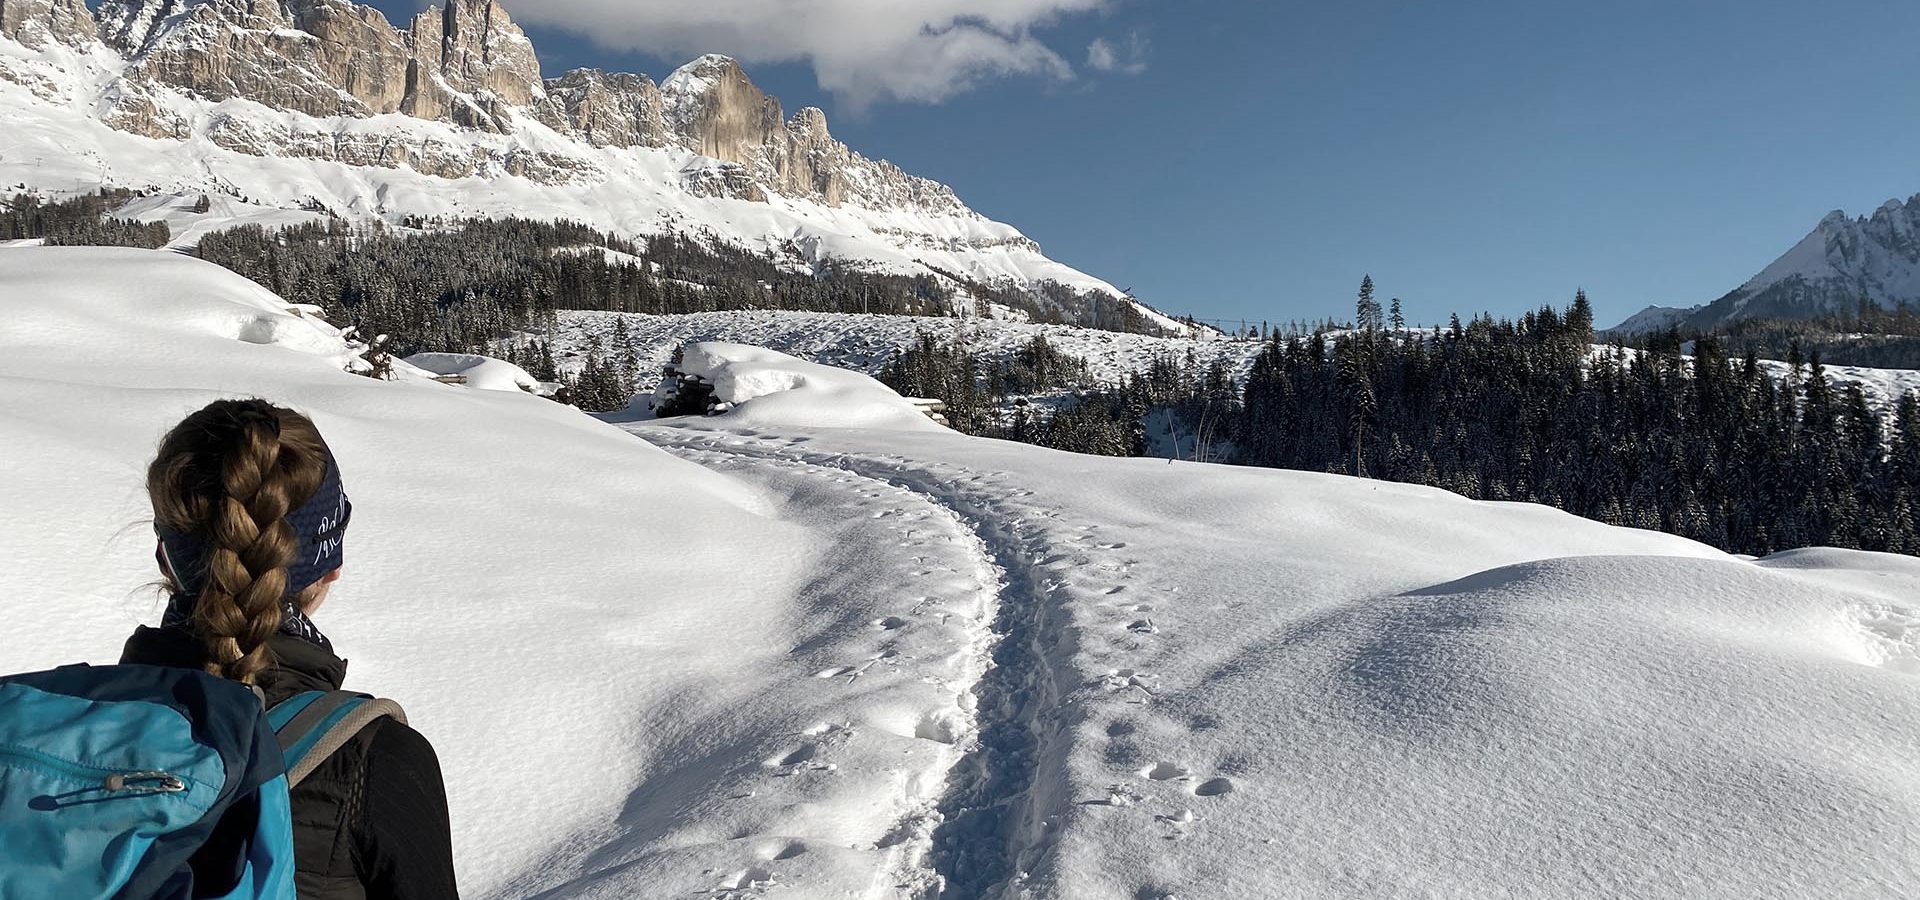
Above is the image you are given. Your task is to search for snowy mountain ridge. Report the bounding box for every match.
[1610,194,1920,333]
[0,0,1191,333]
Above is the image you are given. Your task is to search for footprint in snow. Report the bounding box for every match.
[1080,783,1145,807]
[766,842,807,861]
[1093,669,1160,696]
[703,866,778,898]
[1142,761,1190,782]
[774,749,834,775]
[1193,777,1235,797]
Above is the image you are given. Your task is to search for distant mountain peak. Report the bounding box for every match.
[1612,195,1920,333]
[664,53,744,89]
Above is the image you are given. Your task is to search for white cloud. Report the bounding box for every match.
[1087,32,1148,75]
[498,0,1114,108]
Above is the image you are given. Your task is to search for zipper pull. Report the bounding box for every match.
[104,771,187,794]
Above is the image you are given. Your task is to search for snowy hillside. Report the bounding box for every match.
[0,0,1189,334]
[5,247,1919,899]
[1613,195,1920,332]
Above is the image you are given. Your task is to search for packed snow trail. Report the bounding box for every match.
[631,426,1093,899]
[507,444,1010,900]
[624,417,1920,900]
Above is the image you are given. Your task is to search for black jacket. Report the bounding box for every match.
[122,627,460,900]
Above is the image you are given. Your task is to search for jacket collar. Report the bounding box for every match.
[121,625,349,705]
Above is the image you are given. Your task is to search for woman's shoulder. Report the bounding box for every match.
[358,714,447,782]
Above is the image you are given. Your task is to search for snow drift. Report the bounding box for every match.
[675,341,944,432]
[402,351,551,395]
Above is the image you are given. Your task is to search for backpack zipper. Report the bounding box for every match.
[0,745,188,795]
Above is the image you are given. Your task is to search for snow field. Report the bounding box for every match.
[402,351,551,395]
[630,401,1920,899]
[4,249,1920,899]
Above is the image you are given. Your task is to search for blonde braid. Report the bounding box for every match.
[194,420,298,683]
[149,400,332,685]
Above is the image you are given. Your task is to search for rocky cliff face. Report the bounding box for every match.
[18,0,970,214]
[655,54,966,214]
[547,68,667,149]
[90,0,541,132]
[0,0,95,49]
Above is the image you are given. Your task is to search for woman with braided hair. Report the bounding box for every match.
[119,398,460,900]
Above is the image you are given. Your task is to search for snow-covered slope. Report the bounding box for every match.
[0,0,1188,333]
[7,250,1919,899]
[1614,195,1920,332]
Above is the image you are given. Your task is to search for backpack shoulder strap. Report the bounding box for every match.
[267,690,408,788]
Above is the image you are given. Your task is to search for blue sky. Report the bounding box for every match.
[366,0,1920,328]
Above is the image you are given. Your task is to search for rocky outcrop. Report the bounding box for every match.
[547,68,667,149]
[655,54,966,213]
[92,0,541,132]
[0,0,97,49]
[662,55,785,167]
[778,107,847,205]
[105,0,410,121]
[403,0,542,131]
[13,0,983,212]
[436,0,539,107]
[95,0,179,53]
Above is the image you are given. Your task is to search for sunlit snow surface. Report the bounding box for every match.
[4,248,1920,899]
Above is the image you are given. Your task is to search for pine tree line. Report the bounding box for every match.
[3,190,171,248]
[879,333,1235,458]
[880,279,1919,557]
[190,217,1175,359]
[1701,299,1920,369]
[492,320,645,413]
[1234,281,1919,556]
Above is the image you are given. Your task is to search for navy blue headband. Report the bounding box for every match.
[157,455,351,603]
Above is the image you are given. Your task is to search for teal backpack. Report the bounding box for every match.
[0,665,402,899]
